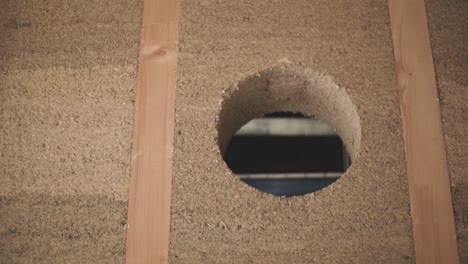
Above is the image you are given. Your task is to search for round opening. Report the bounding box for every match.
[217,66,361,197]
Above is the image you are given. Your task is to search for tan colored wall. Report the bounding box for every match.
[0,0,466,263]
[170,0,414,263]
[0,0,142,262]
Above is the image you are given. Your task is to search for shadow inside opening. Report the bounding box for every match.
[223,112,350,197]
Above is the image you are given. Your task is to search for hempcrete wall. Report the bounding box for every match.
[0,0,466,263]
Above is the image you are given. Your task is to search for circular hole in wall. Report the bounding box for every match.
[223,111,351,197]
[217,66,361,197]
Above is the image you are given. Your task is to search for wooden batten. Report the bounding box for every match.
[125,0,180,263]
[388,0,459,263]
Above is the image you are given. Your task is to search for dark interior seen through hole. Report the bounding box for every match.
[223,112,351,197]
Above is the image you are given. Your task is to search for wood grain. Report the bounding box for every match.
[125,0,179,263]
[388,0,459,263]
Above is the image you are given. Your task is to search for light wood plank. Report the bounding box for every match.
[126,0,179,263]
[388,0,459,263]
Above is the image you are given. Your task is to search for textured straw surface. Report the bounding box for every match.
[0,0,142,262]
[0,0,466,262]
[170,0,414,263]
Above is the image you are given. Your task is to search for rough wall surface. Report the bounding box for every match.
[0,0,142,262]
[0,0,465,263]
[426,0,468,261]
[170,0,415,263]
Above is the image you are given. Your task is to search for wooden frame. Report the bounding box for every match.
[388,0,459,263]
[125,0,179,263]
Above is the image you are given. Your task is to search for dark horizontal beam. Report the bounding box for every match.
[224,135,346,174]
